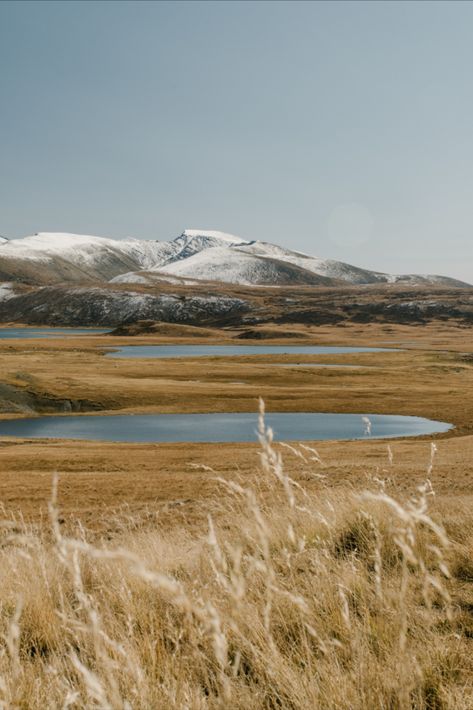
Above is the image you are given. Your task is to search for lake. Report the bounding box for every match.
[274,363,370,368]
[108,345,396,359]
[0,328,109,339]
[0,412,451,443]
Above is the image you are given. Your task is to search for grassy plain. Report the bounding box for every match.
[0,322,472,528]
[0,323,472,706]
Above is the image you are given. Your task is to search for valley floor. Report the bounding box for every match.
[0,321,471,529]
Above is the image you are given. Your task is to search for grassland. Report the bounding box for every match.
[0,321,472,528]
[0,322,472,707]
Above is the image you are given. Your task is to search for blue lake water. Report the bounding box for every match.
[108,345,396,359]
[0,328,109,339]
[0,412,451,443]
[273,363,369,368]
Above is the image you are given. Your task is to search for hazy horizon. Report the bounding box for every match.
[1,1,473,281]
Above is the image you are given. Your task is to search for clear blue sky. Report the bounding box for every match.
[1,0,472,281]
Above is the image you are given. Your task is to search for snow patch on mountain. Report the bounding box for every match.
[163,230,249,266]
[109,272,150,285]
[158,247,267,284]
[1,233,172,269]
[181,229,247,244]
[0,283,15,301]
[234,241,386,284]
[1,233,115,263]
[156,246,337,286]
[386,273,467,286]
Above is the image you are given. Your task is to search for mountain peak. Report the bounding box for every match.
[180,229,248,245]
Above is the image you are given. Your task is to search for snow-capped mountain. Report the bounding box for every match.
[143,234,469,288]
[0,237,8,245]
[0,229,469,287]
[0,230,250,285]
[154,242,383,286]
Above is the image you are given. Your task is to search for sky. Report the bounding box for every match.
[1,0,472,281]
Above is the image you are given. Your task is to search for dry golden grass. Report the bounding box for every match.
[0,407,472,709]
[0,323,472,707]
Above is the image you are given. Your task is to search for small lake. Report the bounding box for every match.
[0,412,451,443]
[108,345,396,359]
[274,363,370,369]
[0,328,110,339]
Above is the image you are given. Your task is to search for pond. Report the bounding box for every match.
[0,328,109,339]
[0,412,451,443]
[108,345,396,359]
[273,363,370,368]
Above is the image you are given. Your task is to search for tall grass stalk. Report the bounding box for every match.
[0,406,470,707]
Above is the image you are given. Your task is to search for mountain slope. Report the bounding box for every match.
[233,241,468,287]
[156,246,339,286]
[0,281,472,328]
[150,237,468,288]
[0,284,250,327]
[0,233,176,284]
[233,242,386,284]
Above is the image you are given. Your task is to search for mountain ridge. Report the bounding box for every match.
[0,230,468,288]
